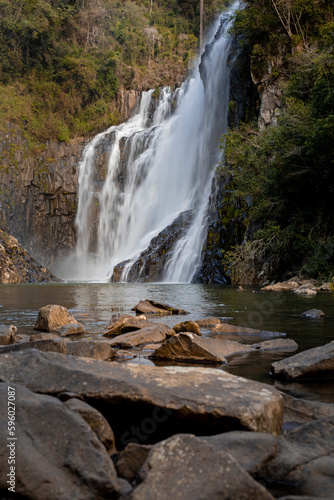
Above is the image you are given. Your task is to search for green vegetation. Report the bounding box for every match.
[0,0,228,144]
[220,0,334,282]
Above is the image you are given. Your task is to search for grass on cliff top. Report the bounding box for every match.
[0,0,229,145]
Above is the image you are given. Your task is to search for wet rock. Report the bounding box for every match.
[58,323,85,336]
[104,316,148,337]
[212,322,286,337]
[0,382,120,499]
[195,317,221,328]
[272,341,334,380]
[253,339,298,351]
[0,339,67,355]
[65,341,115,360]
[150,333,255,364]
[29,332,60,341]
[108,324,174,349]
[301,309,325,318]
[0,350,284,435]
[261,416,334,498]
[0,324,17,345]
[0,230,58,284]
[111,211,193,282]
[34,304,79,332]
[202,431,277,474]
[116,443,152,480]
[114,349,139,359]
[107,313,134,328]
[261,281,299,291]
[132,299,189,315]
[64,398,117,455]
[129,434,274,499]
[172,320,202,336]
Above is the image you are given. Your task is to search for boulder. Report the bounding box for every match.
[65,341,115,360]
[272,341,334,379]
[132,299,189,315]
[261,281,299,291]
[108,324,173,349]
[116,443,152,480]
[58,323,85,336]
[195,317,221,328]
[283,394,334,427]
[0,324,17,345]
[150,333,255,364]
[301,309,325,318]
[0,350,284,436]
[202,431,277,474]
[104,316,148,337]
[0,382,120,499]
[172,320,202,336]
[0,338,67,355]
[254,339,298,351]
[261,416,334,498]
[64,398,117,455]
[106,313,135,328]
[212,322,286,337]
[29,333,60,341]
[129,434,274,499]
[34,304,79,332]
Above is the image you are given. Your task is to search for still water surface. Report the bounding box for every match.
[1,283,333,402]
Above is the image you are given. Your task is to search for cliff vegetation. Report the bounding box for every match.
[220,0,334,283]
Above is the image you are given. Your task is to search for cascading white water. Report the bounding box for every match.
[67,1,241,282]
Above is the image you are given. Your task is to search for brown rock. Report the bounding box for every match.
[0,350,284,436]
[195,317,221,328]
[132,299,189,315]
[202,431,277,474]
[129,434,274,500]
[261,281,299,291]
[58,323,85,336]
[0,382,120,499]
[0,339,67,355]
[104,316,148,337]
[116,443,152,480]
[254,339,298,351]
[150,333,255,364]
[34,304,78,332]
[272,341,334,380]
[29,333,60,342]
[64,398,117,455]
[283,394,334,427]
[106,313,134,328]
[172,320,201,336]
[142,343,163,350]
[0,325,17,345]
[108,324,172,349]
[65,341,115,360]
[212,322,286,337]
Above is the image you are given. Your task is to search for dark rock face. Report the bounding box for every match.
[0,230,58,283]
[111,211,193,282]
[128,434,274,500]
[0,382,120,499]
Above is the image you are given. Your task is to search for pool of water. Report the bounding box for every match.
[0,282,333,402]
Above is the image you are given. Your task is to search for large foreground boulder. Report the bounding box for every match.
[128,434,274,500]
[34,304,82,332]
[0,382,120,499]
[272,341,334,379]
[0,350,284,436]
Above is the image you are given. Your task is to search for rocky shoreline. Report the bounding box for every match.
[0,300,333,499]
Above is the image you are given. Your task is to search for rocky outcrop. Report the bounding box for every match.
[272,341,334,380]
[111,211,193,282]
[0,349,284,436]
[0,230,58,283]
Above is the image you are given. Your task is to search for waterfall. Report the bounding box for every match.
[67,1,241,282]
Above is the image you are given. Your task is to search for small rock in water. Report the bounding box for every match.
[0,325,17,345]
[132,299,189,315]
[172,320,202,336]
[57,323,85,336]
[195,317,221,328]
[301,308,325,318]
[34,304,80,332]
